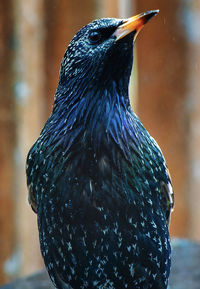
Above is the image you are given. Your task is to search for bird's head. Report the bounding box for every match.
[58,10,159,95]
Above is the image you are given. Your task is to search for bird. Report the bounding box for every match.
[26,10,174,289]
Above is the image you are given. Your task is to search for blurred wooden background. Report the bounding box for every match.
[1,0,200,285]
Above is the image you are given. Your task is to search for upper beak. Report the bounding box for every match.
[113,10,159,42]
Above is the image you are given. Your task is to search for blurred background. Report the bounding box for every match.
[1,0,200,285]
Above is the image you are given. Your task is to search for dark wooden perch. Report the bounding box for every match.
[1,239,200,289]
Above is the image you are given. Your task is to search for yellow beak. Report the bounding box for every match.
[113,10,159,42]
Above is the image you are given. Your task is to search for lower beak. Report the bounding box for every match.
[113,10,159,42]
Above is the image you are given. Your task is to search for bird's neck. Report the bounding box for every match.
[54,78,131,130]
[45,77,134,158]
[41,78,140,165]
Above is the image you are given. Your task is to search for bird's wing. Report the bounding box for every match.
[135,118,174,226]
[155,145,174,225]
[160,171,174,226]
[146,134,174,225]
[27,185,37,213]
[26,147,38,214]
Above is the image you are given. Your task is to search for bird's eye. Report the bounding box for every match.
[88,31,102,44]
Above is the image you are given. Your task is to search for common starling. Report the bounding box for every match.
[26,10,174,289]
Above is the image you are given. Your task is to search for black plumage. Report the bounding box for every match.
[26,10,174,289]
